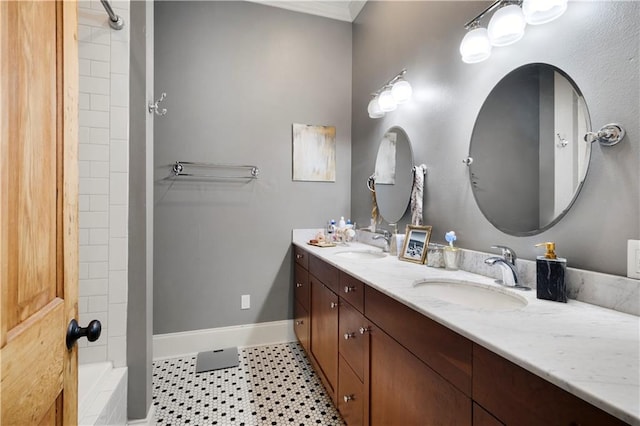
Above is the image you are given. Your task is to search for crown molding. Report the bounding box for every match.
[246,0,367,22]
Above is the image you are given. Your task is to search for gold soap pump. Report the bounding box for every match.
[534,241,567,303]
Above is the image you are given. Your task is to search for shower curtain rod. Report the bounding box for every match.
[100,0,124,30]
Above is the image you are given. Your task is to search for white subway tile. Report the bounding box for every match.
[79,278,108,296]
[79,229,90,246]
[79,75,109,95]
[110,106,128,139]
[109,173,128,205]
[90,228,109,245]
[89,262,109,279]
[80,211,109,229]
[108,304,127,337]
[110,140,128,172]
[91,127,110,145]
[90,93,110,111]
[90,162,110,179]
[79,109,109,128]
[79,144,109,161]
[79,296,89,313]
[79,92,91,110]
[79,126,91,144]
[88,295,108,312]
[79,262,90,280]
[108,336,127,368]
[79,177,109,195]
[109,205,128,238]
[110,74,129,107]
[109,238,127,270]
[109,270,127,304]
[79,244,108,262]
[91,27,111,46]
[79,345,107,364]
[110,41,129,74]
[90,194,109,211]
[78,24,92,42]
[79,59,91,77]
[78,160,91,178]
[79,194,90,212]
[79,42,110,62]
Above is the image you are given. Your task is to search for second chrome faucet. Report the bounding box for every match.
[484,245,530,290]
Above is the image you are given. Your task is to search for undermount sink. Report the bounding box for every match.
[412,279,527,310]
[334,250,386,260]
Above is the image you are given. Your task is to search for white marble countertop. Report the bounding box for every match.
[292,231,640,425]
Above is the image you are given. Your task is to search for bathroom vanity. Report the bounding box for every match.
[292,232,638,426]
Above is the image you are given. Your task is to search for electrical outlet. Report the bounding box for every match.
[627,240,640,279]
[241,294,250,310]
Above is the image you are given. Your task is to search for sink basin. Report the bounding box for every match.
[334,250,386,260]
[413,279,527,310]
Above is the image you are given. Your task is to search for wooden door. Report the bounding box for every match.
[1,1,79,424]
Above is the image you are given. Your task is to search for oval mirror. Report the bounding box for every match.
[469,63,591,236]
[372,126,414,223]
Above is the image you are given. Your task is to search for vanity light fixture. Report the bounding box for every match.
[367,69,412,119]
[460,0,568,63]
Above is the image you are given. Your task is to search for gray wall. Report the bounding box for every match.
[128,0,154,420]
[352,1,639,275]
[154,2,352,334]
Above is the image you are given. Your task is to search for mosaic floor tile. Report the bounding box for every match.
[153,342,345,425]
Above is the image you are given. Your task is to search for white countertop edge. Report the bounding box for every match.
[292,232,640,425]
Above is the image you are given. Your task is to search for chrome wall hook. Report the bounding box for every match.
[462,157,474,166]
[584,123,625,147]
[149,92,167,116]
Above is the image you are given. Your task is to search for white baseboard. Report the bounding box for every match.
[153,320,296,360]
[127,405,155,426]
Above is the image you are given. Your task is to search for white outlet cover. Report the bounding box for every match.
[627,240,640,279]
[241,294,251,310]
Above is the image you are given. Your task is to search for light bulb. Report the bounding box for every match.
[391,79,412,103]
[523,0,567,25]
[377,89,397,112]
[460,26,492,63]
[367,97,384,118]
[488,4,526,47]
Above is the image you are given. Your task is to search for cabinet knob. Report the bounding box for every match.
[359,326,370,334]
[344,285,355,293]
[296,282,303,288]
[344,332,355,340]
[296,254,304,259]
[343,394,354,403]
[330,302,339,309]
[295,320,304,326]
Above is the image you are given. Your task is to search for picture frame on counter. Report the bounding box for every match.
[400,225,432,264]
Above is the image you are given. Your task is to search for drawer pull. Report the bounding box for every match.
[296,254,304,259]
[359,326,370,334]
[330,302,339,309]
[296,282,303,288]
[344,285,356,293]
[344,332,355,340]
[343,394,354,403]
[295,320,304,326]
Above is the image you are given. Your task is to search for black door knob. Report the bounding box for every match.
[66,319,102,350]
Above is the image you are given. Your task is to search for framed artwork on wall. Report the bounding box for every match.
[292,123,336,182]
[400,225,432,264]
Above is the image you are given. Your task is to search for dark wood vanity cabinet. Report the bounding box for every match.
[292,246,628,426]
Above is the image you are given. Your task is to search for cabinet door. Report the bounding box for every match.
[338,355,364,426]
[311,277,338,399]
[294,263,310,312]
[370,326,472,426]
[294,300,310,354]
[474,403,504,426]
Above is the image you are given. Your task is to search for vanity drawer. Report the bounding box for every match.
[365,285,472,396]
[293,246,309,269]
[294,300,310,354]
[339,300,367,382]
[338,355,364,426]
[339,271,365,313]
[294,264,310,312]
[473,344,628,426]
[309,254,339,293]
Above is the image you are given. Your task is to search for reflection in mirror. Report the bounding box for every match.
[469,63,591,236]
[374,126,414,223]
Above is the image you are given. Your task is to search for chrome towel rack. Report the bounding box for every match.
[171,161,260,180]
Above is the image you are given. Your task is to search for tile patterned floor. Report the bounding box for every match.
[152,342,345,425]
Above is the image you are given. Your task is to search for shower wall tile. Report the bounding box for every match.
[79,0,130,368]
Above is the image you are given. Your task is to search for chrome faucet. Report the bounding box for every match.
[484,245,523,288]
[372,230,392,253]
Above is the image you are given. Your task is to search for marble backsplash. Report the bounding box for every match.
[353,229,639,316]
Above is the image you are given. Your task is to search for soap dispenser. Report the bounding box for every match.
[535,242,567,303]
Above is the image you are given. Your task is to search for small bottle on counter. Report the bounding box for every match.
[535,242,567,303]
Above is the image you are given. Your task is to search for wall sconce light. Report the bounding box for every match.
[460,0,568,63]
[368,69,413,119]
